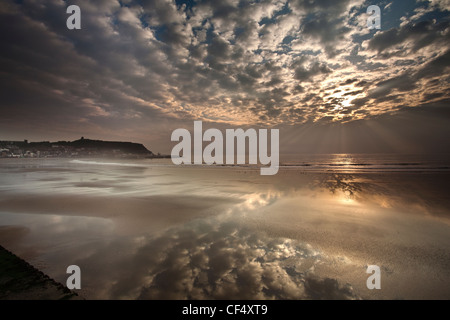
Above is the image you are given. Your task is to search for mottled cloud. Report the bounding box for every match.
[0,0,449,149]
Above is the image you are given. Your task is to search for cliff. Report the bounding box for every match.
[55,138,153,155]
[0,137,161,158]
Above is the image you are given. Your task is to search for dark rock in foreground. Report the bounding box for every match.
[0,245,81,300]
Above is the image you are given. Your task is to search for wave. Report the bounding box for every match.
[69,160,147,167]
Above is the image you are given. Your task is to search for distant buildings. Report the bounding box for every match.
[0,148,10,157]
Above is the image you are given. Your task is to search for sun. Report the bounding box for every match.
[322,83,366,121]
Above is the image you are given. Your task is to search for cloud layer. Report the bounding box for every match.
[1,0,449,134]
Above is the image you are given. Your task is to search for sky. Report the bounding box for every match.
[0,0,449,154]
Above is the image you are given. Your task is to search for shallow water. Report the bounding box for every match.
[0,157,449,299]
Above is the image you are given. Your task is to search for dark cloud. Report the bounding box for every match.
[290,0,353,14]
[294,61,332,82]
[367,20,450,56]
[415,49,450,79]
[371,74,417,98]
[301,14,351,57]
[340,78,358,86]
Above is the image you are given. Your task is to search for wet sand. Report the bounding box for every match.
[0,159,449,299]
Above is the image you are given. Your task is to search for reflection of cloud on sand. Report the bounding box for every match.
[310,174,386,198]
[104,216,360,300]
[304,277,356,300]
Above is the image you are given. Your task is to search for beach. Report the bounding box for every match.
[0,157,449,299]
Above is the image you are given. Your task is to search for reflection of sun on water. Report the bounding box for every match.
[332,154,354,165]
[339,196,356,205]
[338,190,358,206]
